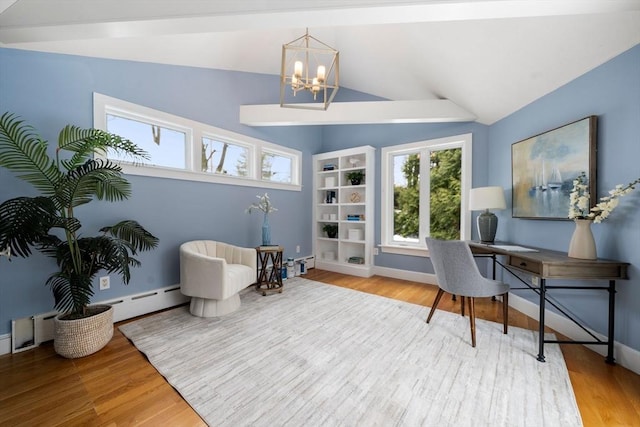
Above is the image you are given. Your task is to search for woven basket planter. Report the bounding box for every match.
[54,304,114,358]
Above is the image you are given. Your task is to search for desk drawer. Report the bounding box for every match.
[508,255,542,275]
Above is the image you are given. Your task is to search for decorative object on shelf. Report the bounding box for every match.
[348,158,360,167]
[0,112,159,358]
[348,229,363,240]
[346,170,365,185]
[322,163,337,171]
[348,256,365,264]
[347,214,365,221]
[246,193,278,246]
[567,172,640,259]
[280,28,339,110]
[349,192,362,203]
[323,251,335,261]
[568,219,597,260]
[322,223,339,238]
[325,190,337,204]
[324,176,336,188]
[469,186,506,243]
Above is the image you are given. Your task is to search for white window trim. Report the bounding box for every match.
[260,146,298,185]
[201,132,254,177]
[93,93,301,191]
[380,133,472,257]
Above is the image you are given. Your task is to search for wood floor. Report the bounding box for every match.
[1,269,639,426]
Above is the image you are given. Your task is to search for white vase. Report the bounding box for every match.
[568,219,597,260]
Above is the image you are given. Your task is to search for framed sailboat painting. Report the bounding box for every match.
[511,116,597,219]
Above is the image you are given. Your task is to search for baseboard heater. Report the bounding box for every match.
[10,285,189,353]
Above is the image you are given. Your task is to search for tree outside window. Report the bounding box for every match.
[382,134,471,253]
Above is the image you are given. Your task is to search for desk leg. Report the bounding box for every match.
[537,278,546,362]
[606,280,616,364]
[491,254,496,280]
[491,254,497,301]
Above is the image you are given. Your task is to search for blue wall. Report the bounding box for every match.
[322,121,490,273]
[0,48,327,333]
[490,44,640,351]
[1,44,639,354]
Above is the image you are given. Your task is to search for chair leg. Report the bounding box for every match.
[468,297,477,347]
[461,296,465,316]
[502,292,509,334]
[426,288,445,324]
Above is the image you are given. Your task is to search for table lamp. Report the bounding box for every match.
[469,186,506,243]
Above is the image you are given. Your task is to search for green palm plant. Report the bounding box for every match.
[0,112,159,318]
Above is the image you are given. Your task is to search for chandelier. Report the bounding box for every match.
[280,29,339,110]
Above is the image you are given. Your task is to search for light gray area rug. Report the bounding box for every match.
[120,277,582,426]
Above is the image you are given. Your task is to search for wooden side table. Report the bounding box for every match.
[256,246,284,296]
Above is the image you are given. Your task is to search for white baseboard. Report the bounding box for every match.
[103,285,189,323]
[372,265,437,284]
[0,333,10,355]
[316,260,373,277]
[372,264,639,375]
[0,284,189,356]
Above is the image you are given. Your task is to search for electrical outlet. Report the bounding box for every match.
[373,247,379,256]
[531,276,539,287]
[296,245,300,253]
[99,276,110,290]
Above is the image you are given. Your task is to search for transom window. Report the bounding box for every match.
[201,136,250,177]
[262,150,294,184]
[93,93,301,191]
[381,134,472,256]
[106,114,189,170]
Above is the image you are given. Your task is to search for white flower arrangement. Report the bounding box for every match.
[569,172,640,223]
[246,192,278,214]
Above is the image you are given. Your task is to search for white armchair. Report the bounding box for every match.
[180,240,257,317]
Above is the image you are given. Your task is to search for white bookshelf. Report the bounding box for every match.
[313,146,375,277]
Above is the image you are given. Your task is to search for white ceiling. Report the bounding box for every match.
[1,0,639,125]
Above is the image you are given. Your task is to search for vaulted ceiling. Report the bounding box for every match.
[1,0,639,125]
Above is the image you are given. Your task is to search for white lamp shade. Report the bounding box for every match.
[469,186,506,211]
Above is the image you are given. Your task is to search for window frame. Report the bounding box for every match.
[200,133,254,177]
[93,93,301,191]
[380,133,473,257]
[260,147,298,184]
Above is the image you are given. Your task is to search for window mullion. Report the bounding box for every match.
[419,148,431,242]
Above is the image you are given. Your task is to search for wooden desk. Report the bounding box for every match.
[256,246,284,296]
[468,241,629,363]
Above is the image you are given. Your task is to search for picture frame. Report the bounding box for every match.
[511,116,597,220]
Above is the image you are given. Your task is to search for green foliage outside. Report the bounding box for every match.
[394,148,461,241]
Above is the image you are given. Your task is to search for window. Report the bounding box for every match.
[381,134,472,256]
[201,136,250,177]
[93,93,301,191]
[261,150,294,184]
[106,114,189,170]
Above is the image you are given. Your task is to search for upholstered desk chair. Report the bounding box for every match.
[425,237,510,347]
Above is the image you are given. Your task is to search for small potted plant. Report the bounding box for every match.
[322,223,339,239]
[346,170,365,185]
